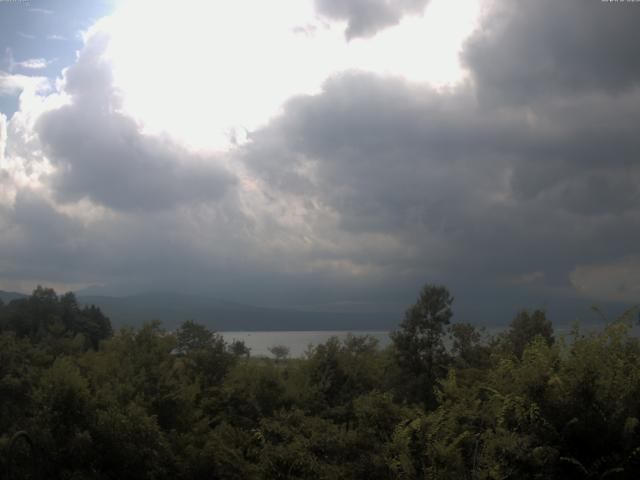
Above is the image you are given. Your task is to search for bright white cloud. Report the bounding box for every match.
[0,113,6,154]
[0,72,49,96]
[29,8,54,15]
[93,0,479,150]
[16,58,50,70]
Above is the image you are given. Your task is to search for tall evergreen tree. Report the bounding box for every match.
[391,284,453,408]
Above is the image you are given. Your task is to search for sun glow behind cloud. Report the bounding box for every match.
[96,0,479,150]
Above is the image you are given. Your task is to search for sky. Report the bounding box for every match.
[1,0,639,325]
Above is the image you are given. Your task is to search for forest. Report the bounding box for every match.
[1,285,639,479]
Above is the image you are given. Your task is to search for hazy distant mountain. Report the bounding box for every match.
[77,292,397,331]
[0,290,27,303]
[5,288,629,332]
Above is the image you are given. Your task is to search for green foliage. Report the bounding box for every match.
[1,285,639,479]
[91,403,173,479]
[176,320,237,389]
[448,322,493,386]
[304,334,386,415]
[0,286,112,350]
[499,309,555,359]
[269,344,290,362]
[220,362,288,427]
[391,284,454,408]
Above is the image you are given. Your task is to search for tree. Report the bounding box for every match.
[0,287,112,349]
[502,309,554,359]
[448,322,491,371]
[228,339,251,358]
[176,320,216,353]
[268,345,290,362]
[391,284,453,408]
[304,335,385,414]
[175,320,234,388]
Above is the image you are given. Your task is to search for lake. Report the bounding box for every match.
[220,326,588,358]
[220,331,391,358]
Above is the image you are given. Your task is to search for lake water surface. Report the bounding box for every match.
[221,331,391,358]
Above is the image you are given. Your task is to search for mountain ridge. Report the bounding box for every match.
[75,291,397,331]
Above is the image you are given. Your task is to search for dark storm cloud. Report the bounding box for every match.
[242,49,640,295]
[1,192,164,290]
[461,0,640,219]
[501,89,640,213]
[314,0,429,39]
[0,185,416,309]
[245,70,640,225]
[36,33,236,212]
[245,73,520,235]
[463,0,640,105]
[3,189,86,278]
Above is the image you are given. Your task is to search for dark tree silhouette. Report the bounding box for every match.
[391,284,453,408]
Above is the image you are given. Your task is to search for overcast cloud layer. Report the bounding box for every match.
[1,0,639,323]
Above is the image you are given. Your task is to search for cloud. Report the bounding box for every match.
[314,0,429,39]
[509,271,545,286]
[29,8,54,15]
[0,71,49,96]
[3,48,53,72]
[3,48,12,70]
[570,257,640,303]
[241,60,640,294]
[0,112,6,161]
[463,0,640,105]
[244,73,510,233]
[15,58,51,70]
[1,0,640,320]
[34,32,236,212]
